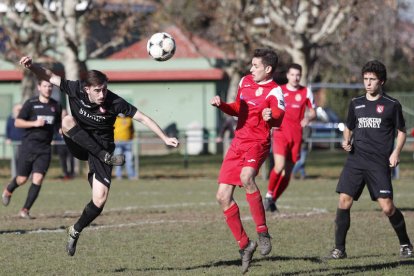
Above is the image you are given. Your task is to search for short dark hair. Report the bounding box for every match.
[362,60,387,84]
[253,48,278,73]
[287,63,302,73]
[85,70,108,86]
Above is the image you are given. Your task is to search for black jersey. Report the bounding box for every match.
[346,93,405,168]
[59,79,137,149]
[18,96,62,153]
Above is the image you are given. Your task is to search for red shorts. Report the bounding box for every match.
[218,138,270,186]
[272,128,302,163]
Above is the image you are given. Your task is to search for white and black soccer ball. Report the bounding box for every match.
[146,32,176,61]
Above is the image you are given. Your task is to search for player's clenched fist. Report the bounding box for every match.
[19,56,33,68]
[210,96,222,107]
[262,108,272,121]
[341,139,352,152]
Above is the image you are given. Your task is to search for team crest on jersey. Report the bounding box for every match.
[295,93,302,102]
[376,105,384,114]
[255,87,263,97]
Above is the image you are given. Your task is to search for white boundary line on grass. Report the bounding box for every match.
[1,203,328,236]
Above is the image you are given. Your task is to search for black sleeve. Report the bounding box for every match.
[17,100,32,121]
[60,78,81,97]
[56,103,63,130]
[345,100,356,131]
[109,92,138,118]
[394,101,406,131]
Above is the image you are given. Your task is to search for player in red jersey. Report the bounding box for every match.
[210,48,285,274]
[264,63,316,212]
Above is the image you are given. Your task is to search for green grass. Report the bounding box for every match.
[1,150,414,275]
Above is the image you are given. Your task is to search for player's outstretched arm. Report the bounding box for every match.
[132,110,179,148]
[210,95,239,116]
[19,56,62,87]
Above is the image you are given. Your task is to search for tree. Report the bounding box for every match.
[260,0,357,84]
[0,0,151,100]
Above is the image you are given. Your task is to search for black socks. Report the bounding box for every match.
[389,208,411,245]
[6,177,19,193]
[335,208,350,252]
[23,183,41,210]
[74,200,103,232]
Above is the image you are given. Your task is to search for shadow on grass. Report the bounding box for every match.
[107,255,322,273]
[278,259,414,276]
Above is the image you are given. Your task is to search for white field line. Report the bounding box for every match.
[1,203,328,236]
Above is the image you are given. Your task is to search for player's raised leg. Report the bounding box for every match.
[62,116,125,166]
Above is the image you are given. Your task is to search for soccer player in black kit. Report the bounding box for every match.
[2,80,62,219]
[18,56,179,256]
[328,60,413,259]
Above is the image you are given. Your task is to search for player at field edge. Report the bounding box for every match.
[264,63,316,212]
[327,60,413,259]
[210,48,285,274]
[18,56,179,256]
[2,80,62,219]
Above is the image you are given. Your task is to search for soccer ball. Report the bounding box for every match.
[146,32,176,61]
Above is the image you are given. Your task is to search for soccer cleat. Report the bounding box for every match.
[239,240,257,274]
[258,232,272,256]
[103,152,125,166]
[326,248,347,259]
[66,225,80,256]
[264,197,278,213]
[2,188,12,206]
[400,244,413,258]
[19,208,33,219]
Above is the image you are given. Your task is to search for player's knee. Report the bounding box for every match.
[92,197,107,208]
[16,176,28,185]
[62,115,77,133]
[240,172,254,188]
[338,194,353,209]
[382,204,395,217]
[216,191,228,206]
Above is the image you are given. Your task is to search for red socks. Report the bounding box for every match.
[267,169,281,194]
[246,190,268,233]
[223,203,249,249]
[273,174,291,201]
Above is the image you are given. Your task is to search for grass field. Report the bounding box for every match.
[1,150,414,275]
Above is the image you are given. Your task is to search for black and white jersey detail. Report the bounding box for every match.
[346,93,405,168]
[60,79,138,149]
[18,96,62,153]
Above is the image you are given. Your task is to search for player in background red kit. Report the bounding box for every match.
[264,63,316,212]
[210,48,285,274]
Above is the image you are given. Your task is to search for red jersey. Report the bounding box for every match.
[278,84,315,131]
[219,75,285,142]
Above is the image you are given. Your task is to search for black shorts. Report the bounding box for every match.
[64,135,113,187]
[17,149,51,177]
[336,163,392,201]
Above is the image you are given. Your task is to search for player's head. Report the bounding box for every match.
[37,80,53,99]
[84,70,109,105]
[362,60,386,95]
[250,48,278,83]
[362,60,387,84]
[286,63,302,88]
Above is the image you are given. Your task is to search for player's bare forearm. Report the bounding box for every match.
[15,118,45,128]
[392,129,406,157]
[19,56,62,87]
[342,127,353,151]
[133,111,179,147]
